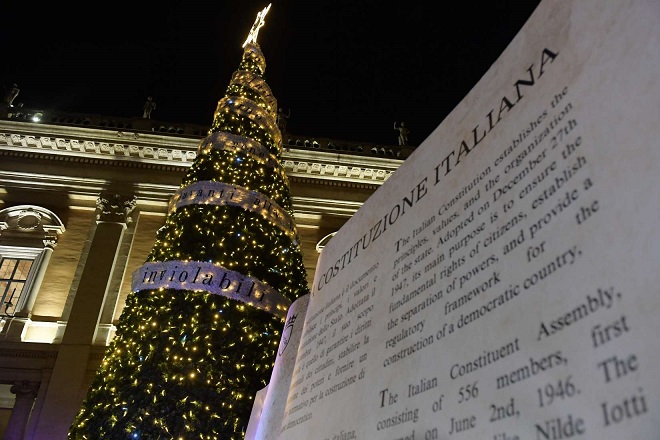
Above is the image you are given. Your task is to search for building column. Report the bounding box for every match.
[32,194,136,440]
[3,381,39,440]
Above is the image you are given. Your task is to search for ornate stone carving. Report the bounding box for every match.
[16,208,42,230]
[96,194,137,224]
[43,238,58,249]
[10,380,39,399]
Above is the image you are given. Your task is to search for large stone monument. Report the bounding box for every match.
[246,0,660,438]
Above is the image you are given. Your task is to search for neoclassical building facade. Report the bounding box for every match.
[0,104,411,439]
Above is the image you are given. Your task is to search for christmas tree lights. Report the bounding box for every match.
[69,5,309,438]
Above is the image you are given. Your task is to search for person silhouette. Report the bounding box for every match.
[143,96,156,118]
[4,84,20,106]
[394,121,410,146]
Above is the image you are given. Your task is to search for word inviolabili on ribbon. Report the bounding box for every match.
[132,260,291,318]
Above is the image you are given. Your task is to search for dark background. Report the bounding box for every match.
[0,1,542,146]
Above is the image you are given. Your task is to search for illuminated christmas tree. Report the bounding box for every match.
[69,5,309,439]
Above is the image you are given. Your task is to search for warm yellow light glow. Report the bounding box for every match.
[71,21,310,438]
[242,3,271,48]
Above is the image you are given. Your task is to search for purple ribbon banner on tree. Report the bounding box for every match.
[132,260,291,318]
[167,180,297,238]
[214,96,281,144]
[228,71,277,116]
[197,131,281,170]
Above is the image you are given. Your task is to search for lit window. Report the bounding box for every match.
[0,258,34,317]
[0,205,65,338]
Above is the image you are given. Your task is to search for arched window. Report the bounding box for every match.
[0,205,65,336]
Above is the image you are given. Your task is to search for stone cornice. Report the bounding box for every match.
[0,170,368,218]
[0,348,58,359]
[0,341,59,359]
[0,120,402,187]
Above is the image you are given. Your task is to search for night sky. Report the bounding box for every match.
[1,1,541,147]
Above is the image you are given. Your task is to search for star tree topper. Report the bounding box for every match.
[243,3,272,47]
